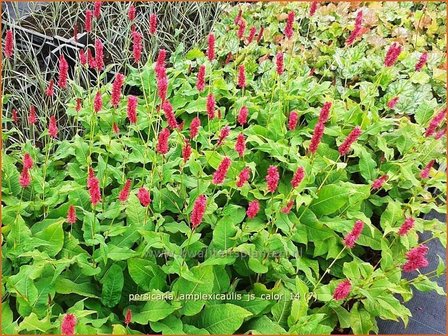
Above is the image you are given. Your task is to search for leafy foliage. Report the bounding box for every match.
[2,1,446,335]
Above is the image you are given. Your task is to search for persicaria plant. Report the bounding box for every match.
[1,2,446,335]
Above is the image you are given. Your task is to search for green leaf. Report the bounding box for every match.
[132,293,179,323]
[33,219,65,257]
[199,304,252,334]
[380,200,402,234]
[101,264,124,308]
[172,265,215,316]
[150,315,184,334]
[350,302,376,334]
[310,184,348,216]
[246,316,287,334]
[55,278,99,298]
[128,258,165,292]
[358,149,377,182]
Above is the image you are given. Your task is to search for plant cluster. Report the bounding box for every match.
[2,1,447,335]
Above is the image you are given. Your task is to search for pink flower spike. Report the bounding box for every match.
[288,111,298,131]
[207,33,215,61]
[45,79,55,97]
[333,279,351,300]
[118,179,132,202]
[309,121,324,154]
[58,54,69,89]
[190,117,201,139]
[237,65,246,88]
[161,100,178,129]
[128,4,136,21]
[235,133,246,157]
[276,52,284,75]
[398,217,415,236]
[137,187,151,206]
[182,139,192,163]
[94,38,104,71]
[236,167,251,188]
[371,175,388,190]
[4,30,14,59]
[403,245,429,272]
[338,126,362,156]
[425,108,447,137]
[157,128,170,154]
[213,157,231,185]
[149,13,157,35]
[206,93,215,119]
[28,105,37,124]
[281,200,295,214]
[61,313,77,336]
[238,106,249,126]
[415,52,428,71]
[247,27,257,44]
[85,10,92,32]
[384,43,402,67]
[310,1,318,17]
[19,168,31,188]
[94,1,101,18]
[23,153,33,169]
[285,11,295,39]
[127,95,138,124]
[420,160,435,179]
[246,200,260,219]
[94,91,102,113]
[191,195,207,229]
[266,165,279,193]
[318,102,332,124]
[387,97,399,109]
[196,65,206,92]
[291,167,305,188]
[125,309,132,326]
[67,205,77,224]
[48,115,58,138]
[343,220,364,248]
[111,73,125,108]
[217,126,230,146]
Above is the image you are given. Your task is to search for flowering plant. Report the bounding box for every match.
[2,2,446,335]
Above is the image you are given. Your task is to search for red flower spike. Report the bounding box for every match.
[196,65,206,92]
[309,121,324,154]
[161,100,178,129]
[127,95,138,124]
[112,122,120,134]
[87,168,101,206]
[420,160,435,179]
[125,309,132,326]
[217,126,230,146]
[234,9,242,25]
[128,5,136,21]
[237,65,246,88]
[206,94,215,119]
[48,115,58,138]
[398,217,415,236]
[157,128,170,154]
[425,108,447,137]
[45,79,54,97]
[338,126,362,156]
[111,73,125,108]
[61,313,77,336]
[4,30,14,59]
[235,133,246,157]
[257,27,264,43]
[85,10,92,32]
[266,165,279,193]
[387,97,399,109]
[58,54,69,89]
[213,157,231,185]
[333,279,351,300]
[191,195,207,229]
[310,1,318,16]
[318,102,332,124]
[285,11,295,39]
[237,19,246,40]
[137,187,151,206]
[132,30,143,64]
[118,179,132,202]
[76,98,82,112]
[371,175,388,190]
[247,27,257,44]
[23,153,33,169]
[281,200,295,214]
[28,105,37,124]
[343,220,364,248]
[403,245,429,272]
[207,33,215,61]
[190,117,201,139]
[182,140,192,163]
[435,127,446,140]
[149,13,157,35]
[384,43,402,67]
[236,167,251,188]
[19,168,31,188]
[238,106,248,125]
[288,111,298,131]
[94,91,102,113]
[415,52,428,71]
[94,38,104,71]
[94,1,101,18]
[276,52,284,75]
[291,167,305,188]
[12,108,18,123]
[246,200,260,219]
[67,205,77,224]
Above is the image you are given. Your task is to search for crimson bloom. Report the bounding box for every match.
[125,309,132,326]
[197,65,206,92]
[128,4,136,21]
[420,160,435,179]
[132,30,143,64]
[403,245,429,272]
[398,217,415,236]
[94,38,104,71]
[276,52,284,75]
[237,65,246,88]
[309,121,324,154]
[118,179,132,202]
[161,100,178,129]
[182,140,192,163]
[87,168,101,206]
[246,200,260,219]
[234,9,242,25]
[318,102,332,124]
[157,128,170,154]
[48,116,58,138]
[137,187,151,206]
[112,122,120,134]
[387,97,399,109]
[435,128,446,140]
[346,10,363,46]
[4,30,14,59]
[127,95,138,124]
[333,279,351,300]
[19,168,31,188]
[425,108,446,137]
[23,153,33,169]
[94,91,102,113]
[338,126,362,156]
[247,27,257,44]
[235,133,246,157]
[87,49,96,69]
[257,27,264,43]
[237,19,246,40]
[310,1,318,16]
[67,205,77,224]
[58,54,69,89]
[372,175,388,190]
[285,11,295,39]
[291,167,305,188]
[28,105,37,124]
[111,73,125,108]
[207,33,215,61]
[149,13,157,35]
[12,108,18,123]
[343,220,364,248]
[61,313,77,336]
[266,165,279,193]
[415,52,428,71]
[76,98,82,112]
[213,157,231,185]
[45,79,55,97]
[236,167,251,188]
[217,126,230,146]
[288,111,298,131]
[238,106,248,125]
[281,200,295,214]
[384,43,402,67]
[94,1,101,18]
[190,117,201,139]
[206,93,215,119]
[191,195,207,229]
[85,9,92,32]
